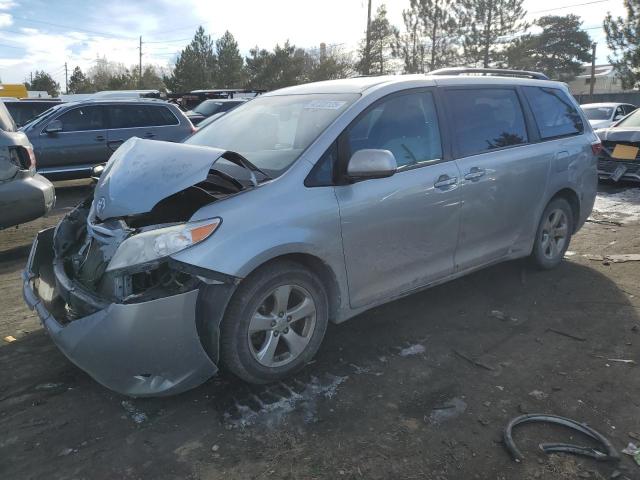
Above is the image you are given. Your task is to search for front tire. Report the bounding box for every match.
[531,197,574,270]
[219,260,329,384]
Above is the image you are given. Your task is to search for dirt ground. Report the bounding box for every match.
[1,181,640,480]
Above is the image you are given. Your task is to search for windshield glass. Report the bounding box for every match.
[193,101,224,116]
[186,93,358,176]
[20,104,64,130]
[582,106,613,121]
[616,109,640,128]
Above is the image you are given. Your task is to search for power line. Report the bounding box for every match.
[529,0,612,15]
[13,16,136,39]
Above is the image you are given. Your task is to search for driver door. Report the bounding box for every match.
[334,90,462,309]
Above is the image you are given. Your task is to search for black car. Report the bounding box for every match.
[185,98,247,125]
[3,99,62,127]
[595,108,640,183]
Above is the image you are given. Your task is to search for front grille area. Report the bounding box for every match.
[601,140,640,161]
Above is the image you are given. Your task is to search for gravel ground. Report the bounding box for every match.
[1,181,639,480]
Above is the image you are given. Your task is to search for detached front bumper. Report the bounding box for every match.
[22,227,220,397]
[598,159,640,182]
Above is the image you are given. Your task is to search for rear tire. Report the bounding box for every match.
[219,260,329,384]
[530,197,574,270]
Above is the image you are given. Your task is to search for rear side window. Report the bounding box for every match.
[109,104,151,128]
[447,88,528,157]
[145,106,179,126]
[346,91,442,169]
[523,87,583,139]
[57,106,105,132]
[0,102,16,132]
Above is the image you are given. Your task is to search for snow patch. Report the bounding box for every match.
[591,189,640,224]
[399,344,426,357]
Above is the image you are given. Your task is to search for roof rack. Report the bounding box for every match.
[429,67,549,81]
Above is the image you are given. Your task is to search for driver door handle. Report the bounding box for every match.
[434,175,457,189]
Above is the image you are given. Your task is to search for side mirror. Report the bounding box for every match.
[347,149,397,180]
[44,120,62,134]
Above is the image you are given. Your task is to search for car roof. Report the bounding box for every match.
[200,98,247,103]
[58,98,172,108]
[265,73,567,96]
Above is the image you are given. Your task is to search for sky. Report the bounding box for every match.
[0,0,628,88]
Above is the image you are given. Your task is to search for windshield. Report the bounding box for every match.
[582,106,613,121]
[20,104,64,130]
[193,101,224,116]
[186,93,358,176]
[616,109,640,128]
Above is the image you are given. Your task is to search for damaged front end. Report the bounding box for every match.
[23,138,250,397]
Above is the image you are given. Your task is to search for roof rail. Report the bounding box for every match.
[429,67,549,81]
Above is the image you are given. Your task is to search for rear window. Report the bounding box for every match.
[145,106,179,126]
[447,88,528,157]
[4,102,56,127]
[0,102,16,132]
[524,87,583,139]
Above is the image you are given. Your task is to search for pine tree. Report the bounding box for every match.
[604,0,640,89]
[167,26,217,91]
[357,4,398,75]
[460,0,527,67]
[505,15,592,81]
[394,3,426,73]
[67,66,92,94]
[415,0,461,71]
[216,31,244,88]
[29,70,60,97]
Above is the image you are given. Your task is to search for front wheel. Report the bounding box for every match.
[530,197,574,270]
[219,261,329,384]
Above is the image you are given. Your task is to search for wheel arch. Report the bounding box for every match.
[549,187,580,232]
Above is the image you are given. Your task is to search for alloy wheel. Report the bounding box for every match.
[540,208,569,260]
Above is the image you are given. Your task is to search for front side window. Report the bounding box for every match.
[186,93,358,177]
[524,87,583,139]
[345,91,442,168]
[448,88,528,157]
[109,105,150,129]
[56,106,105,132]
[582,106,613,121]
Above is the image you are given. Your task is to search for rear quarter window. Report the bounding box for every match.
[523,87,583,139]
[145,106,179,126]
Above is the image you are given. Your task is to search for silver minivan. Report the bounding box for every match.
[23,69,599,397]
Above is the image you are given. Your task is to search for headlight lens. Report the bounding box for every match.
[106,218,221,272]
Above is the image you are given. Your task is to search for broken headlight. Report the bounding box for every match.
[106,218,221,272]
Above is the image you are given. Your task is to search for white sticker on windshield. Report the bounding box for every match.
[304,100,347,110]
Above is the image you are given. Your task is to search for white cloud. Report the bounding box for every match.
[0,1,16,10]
[0,12,12,27]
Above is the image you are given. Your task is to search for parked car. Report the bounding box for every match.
[23,69,598,397]
[20,99,195,180]
[3,99,62,127]
[185,98,248,125]
[581,102,637,129]
[594,107,640,182]
[0,102,55,229]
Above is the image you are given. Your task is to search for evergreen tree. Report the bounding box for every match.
[460,0,527,67]
[167,26,217,91]
[505,15,592,81]
[67,66,92,93]
[357,4,398,75]
[305,44,354,82]
[29,70,60,97]
[394,3,426,73]
[604,0,640,89]
[415,0,461,71]
[245,41,307,89]
[216,31,244,88]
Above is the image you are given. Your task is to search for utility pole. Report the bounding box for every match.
[64,62,68,94]
[364,0,372,75]
[138,36,143,88]
[589,42,597,101]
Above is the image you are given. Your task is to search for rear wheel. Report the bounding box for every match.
[531,198,573,270]
[219,261,328,384]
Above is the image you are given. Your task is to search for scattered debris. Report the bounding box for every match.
[592,356,636,365]
[546,328,587,342]
[503,414,619,463]
[3,335,16,343]
[528,390,548,401]
[426,397,467,425]
[584,254,605,261]
[452,349,495,371]
[586,219,624,227]
[565,250,577,257]
[606,254,640,263]
[621,443,640,466]
[211,444,219,452]
[58,447,76,457]
[35,382,64,390]
[121,401,148,424]
[399,344,426,357]
[349,363,371,374]
[629,432,640,442]
[490,310,507,321]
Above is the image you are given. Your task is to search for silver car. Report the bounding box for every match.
[23,69,598,397]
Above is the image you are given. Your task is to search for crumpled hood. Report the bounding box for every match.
[596,127,640,143]
[93,137,226,220]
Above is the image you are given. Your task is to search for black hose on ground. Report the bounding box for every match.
[503,413,620,463]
